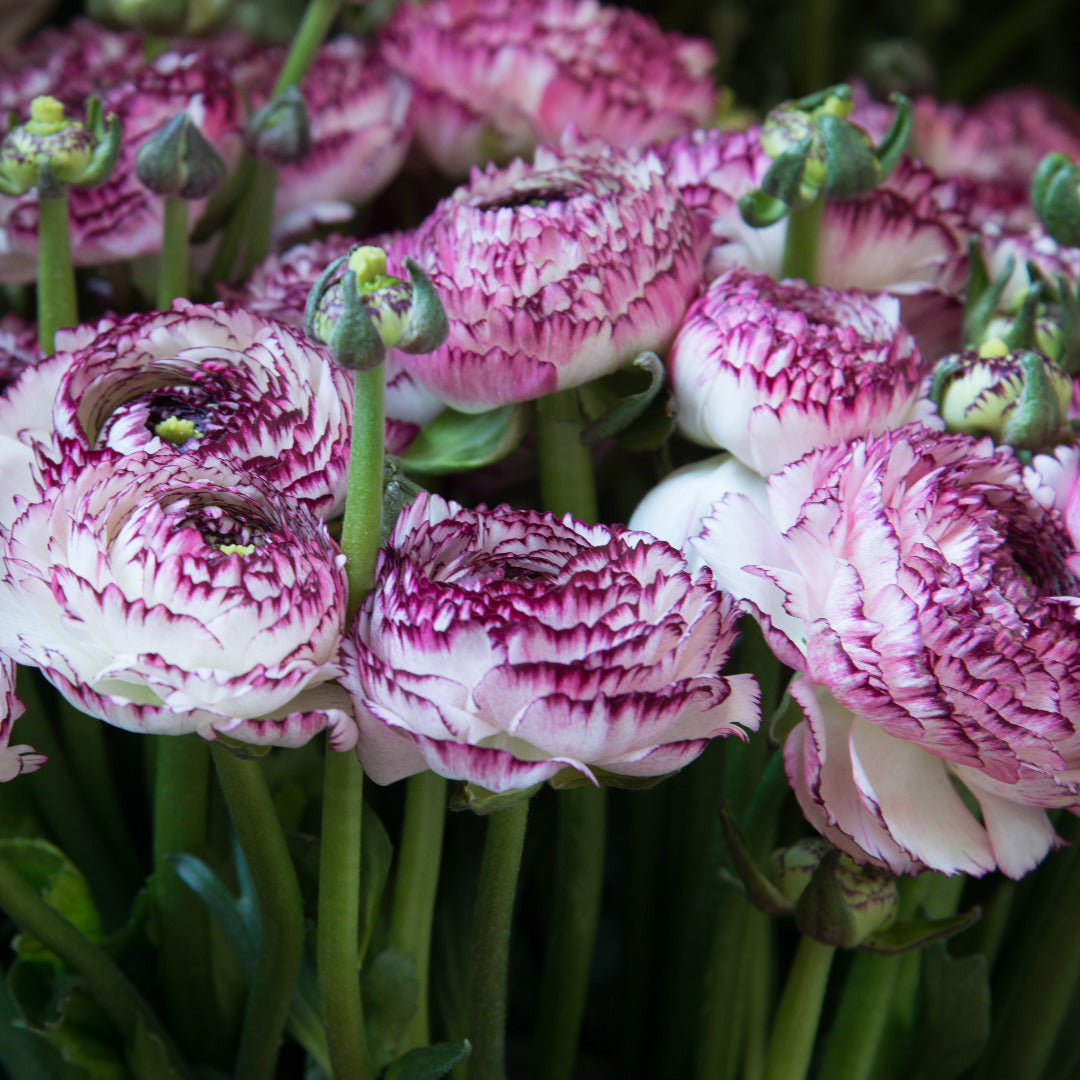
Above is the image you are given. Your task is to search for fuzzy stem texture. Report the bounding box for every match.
[779,196,825,286]
[36,190,77,354]
[157,195,189,307]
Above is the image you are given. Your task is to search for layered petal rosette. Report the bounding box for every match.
[400,139,706,411]
[340,494,760,790]
[696,425,1080,878]
[668,268,934,475]
[0,454,352,747]
[377,0,716,176]
[49,302,353,517]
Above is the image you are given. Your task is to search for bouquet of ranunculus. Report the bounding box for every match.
[1,3,1080,1080]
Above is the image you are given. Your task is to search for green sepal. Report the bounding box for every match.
[928,354,963,414]
[1001,282,1043,351]
[962,240,1013,347]
[793,849,898,948]
[1055,273,1080,374]
[999,349,1064,449]
[449,781,542,816]
[578,351,667,445]
[396,258,450,354]
[79,99,122,190]
[208,733,269,759]
[245,86,310,166]
[859,905,981,955]
[399,404,529,474]
[1032,152,1080,248]
[363,949,419,1071]
[873,92,913,177]
[127,1014,187,1080]
[134,112,225,200]
[330,268,387,372]
[738,188,791,228]
[718,804,793,916]
[820,114,880,198]
[760,136,815,207]
[384,1040,472,1080]
[548,765,676,791]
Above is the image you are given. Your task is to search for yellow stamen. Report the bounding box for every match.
[154,415,198,444]
[217,543,255,556]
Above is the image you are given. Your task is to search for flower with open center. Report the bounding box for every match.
[0,454,351,747]
[340,493,759,790]
[49,302,353,517]
[696,424,1080,878]
[398,138,706,411]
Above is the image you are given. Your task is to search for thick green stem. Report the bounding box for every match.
[36,190,77,354]
[468,797,530,1080]
[817,952,903,1080]
[389,771,448,1054]
[762,936,836,1080]
[534,389,598,523]
[318,746,373,1080]
[0,849,189,1080]
[211,743,304,1080]
[152,734,221,1062]
[342,363,386,617]
[779,197,825,286]
[240,161,278,281]
[157,195,189,308]
[531,786,606,1080]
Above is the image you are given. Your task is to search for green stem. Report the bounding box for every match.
[152,735,222,1063]
[534,389,598,523]
[271,0,344,96]
[817,952,903,1080]
[318,746,373,1080]
[36,190,77,354]
[761,936,836,1080]
[157,195,189,309]
[741,908,773,1080]
[241,162,278,280]
[468,797,530,1080]
[0,849,190,1080]
[982,842,1080,1080]
[695,893,752,1080]
[211,743,304,1080]
[389,771,448,1054]
[779,197,825,286]
[206,156,257,288]
[531,786,606,1080]
[341,363,386,617]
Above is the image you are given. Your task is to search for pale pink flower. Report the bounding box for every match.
[696,424,1080,879]
[0,313,38,390]
[0,454,352,747]
[48,302,353,517]
[340,493,759,790]
[377,0,716,176]
[0,656,45,781]
[398,138,706,411]
[0,34,243,283]
[668,268,935,475]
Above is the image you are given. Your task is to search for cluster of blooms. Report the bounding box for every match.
[2,0,1080,886]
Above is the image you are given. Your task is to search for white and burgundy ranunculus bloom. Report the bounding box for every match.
[229,236,445,455]
[340,494,760,791]
[0,312,38,390]
[377,0,716,176]
[399,139,706,411]
[668,269,935,475]
[0,454,352,748]
[696,424,1080,879]
[0,655,45,782]
[48,302,353,517]
[1,36,242,283]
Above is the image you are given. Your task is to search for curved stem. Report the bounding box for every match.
[36,190,77,354]
[0,848,190,1080]
[531,785,606,1080]
[389,770,448,1054]
[157,195,189,308]
[469,798,530,1080]
[152,734,221,1063]
[762,936,835,1080]
[318,745,374,1080]
[779,197,825,286]
[211,743,304,1080]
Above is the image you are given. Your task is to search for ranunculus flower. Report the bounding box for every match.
[696,424,1080,878]
[0,656,45,781]
[0,454,352,748]
[340,493,760,790]
[0,28,242,283]
[49,302,353,517]
[398,138,706,411]
[228,236,445,455]
[668,268,934,475]
[377,0,716,176]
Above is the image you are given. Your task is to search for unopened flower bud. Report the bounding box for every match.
[769,838,833,906]
[930,347,1073,451]
[135,112,226,200]
[1031,152,1080,248]
[304,246,449,372]
[88,0,233,34]
[245,87,311,166]
[794,849,899,949]
[0,96,121,198]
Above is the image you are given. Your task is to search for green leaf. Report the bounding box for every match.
[578,352,667,445]
[0,971,67,1080]
[820,115,880,198]
[449,781,542,816]
[359,800,393,964]
[400,405,529,474]
[126,1014,186,1080]
[861,905,981,955]
[908,945,990,1079]
[362,948,418,1071]
[384,1041,472,1080]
